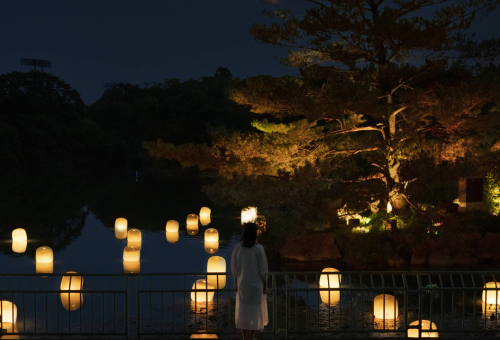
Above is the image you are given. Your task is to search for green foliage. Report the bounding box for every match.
[485,172,500,215]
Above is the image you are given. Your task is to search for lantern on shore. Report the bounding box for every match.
[207,256,226,289]
[374,294,399,319]
[204,229,219,242]
[204,240,219,254]
[123,260,140,273]
[482,282,500,304]
[36,262,53,274]
[127,229,142,243]
[11,228,27,242]
[191,279,214,303]
[407,320,439,338]
[60,272,83,311]
[166,232,179,243]
[200,207,211,226]
[319,268,341,305]
[0,301,17,324]
[166,220,179,233]
[241,207,257,225]
[36,246,53,263]
[12,241,27,254]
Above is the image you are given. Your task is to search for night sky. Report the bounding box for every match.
[1,0,499,104]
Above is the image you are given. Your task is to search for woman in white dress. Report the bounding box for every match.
[231,223,269,340]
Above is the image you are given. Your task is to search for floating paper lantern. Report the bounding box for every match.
[123,260,140,273]
[187,214,199,226]
[387,202,393,213]
[127,229,142,243]
[60,272,83,311]
[166,232,179,243]
[36,246,53,263]
[407,320,439,338]
[482,282,500,304]
[204,240,219,254]
[204,229,219,243]
[207,256,226,289]
[0,301,17,324]
[0,322,19,339]
[200,216,211,226]
[12,241,27,254]
[166,220,179,233]
[115,217,127,231]
[374,294,398,319]
[123,245,140,261]
[191,279,214,302]
[36,262,53,274]
[11,228,27,242]
[115,229,127,239]
[319,268,341,305]
[200,207,211,226]
[187,224,199,236]
[190,334,218,339]
[241,207,257,225]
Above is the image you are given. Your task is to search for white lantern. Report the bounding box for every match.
[36,246,53,263]
[200,207,211,226]
[166,220,179,233]
[115,217,127,231]
[407,320,439,338]
[127,229,142,243]
[123,245,141,261]
[123,260,140,273]
[60,272,83,311]
[0,301,17,324]
[207,256,226,289]
[482,282,500,304]
[12,241,27,254]
[241,207,257,224]
[204,240,219,254]
[200,216,211,226]
[319,268,341,305]
[166,232,179,243]
[36,262,53,274]
[191,279,214,303]
[204,229,219,243]
[374,294,398,319]
[187,214,199,226]
[11,228,27,242]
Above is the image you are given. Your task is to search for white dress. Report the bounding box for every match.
[231,242,269,330]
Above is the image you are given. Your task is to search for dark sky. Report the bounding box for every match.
[1,0,499,104]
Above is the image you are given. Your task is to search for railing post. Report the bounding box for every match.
[285,274,289,340]
[126,275,129,340]
[272,273,277,340]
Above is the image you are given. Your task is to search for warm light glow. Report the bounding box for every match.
[187,214,199,225]
[241,207,257,224]
[36,246,53,263]
[0,301,17,324]
[200,216,211,226]
[407,320,439,338]
[127,229,142,243]
[0,322,19,339]
[166,232,179,243]
[166,220,179,232]
[123,260,140,273]
[115,229,127,239]
[187,224,199,235]
[204,240,219,254]
[60,272,83,311]
[482,282,500,304]
[12,241,27,254]
[190,334,218,339]
[11,228,27,242]
[204,228,219,242]
[319,268,341,288]
[207,256,226,289]
[123,245,141,261]
[36,262,53,274]
[115,217,127,231]
[374,294,398,319]
[200,207,211,218]
[387,202,393,213]
[191,279,214,302]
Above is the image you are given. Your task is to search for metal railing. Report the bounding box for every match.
[2,271,500,338]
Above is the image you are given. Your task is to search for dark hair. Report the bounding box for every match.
[241,223,258,248]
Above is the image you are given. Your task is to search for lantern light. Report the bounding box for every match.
[0,322,18,339]
[166,220,179,233]
[387,202,393,213]
[187,214,199,226]
[319,268,341,305]
[166,232,179,243]
[36,246,53,263]
[187,224,199,236]
[190,334,218,339]
[407,320,439,338]
[36,262,53,274]
[200,207,211,226]
[115,229,127,239]
[11,228,27,242]
[60,272,83,311]
[204,240,219,254]
[123,246,141,261]
[204,229,219,243]
[115,218,127,231]
[127,229,142,243]
[123,260,140,273]
[12,241,27,254]
[200,216,211,226]
[0,301,17,324]
[207,256,226,289]
[374,294,398,319]
[241,207,257,225]
[482,282,500,304]
[191,279,214,303]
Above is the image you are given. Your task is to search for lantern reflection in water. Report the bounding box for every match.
[200,207,211,226]
[207,256,226,289]
[114,218,127,239]
[123,260,140,273]
[0,301,17,324]
[204,229,219,242]
[166,232,179,243]
[12,241,27,254]
[36,262,53,274]
[190,334,218,339]
[123,246,140,261]
[191,279,214,303]
[11,229,27,242]
[482,282,500,304]
[36,246,53,263]
[319,268,341,305]
[187,225,199,236]
[166,220,179,232]
[205,240,219,254]
[374,294,398,319]
[407,320,439,338]
[241,207,257,224]
[60,272,83,311]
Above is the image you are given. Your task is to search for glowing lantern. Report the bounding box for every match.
[0,322,19,339]
[123,245,140,261]
[127,229,142,243]
[0,301,17,324]
[115,218,128,239]
[374,294,398,319]
[207,256,226,289]
[407,320,439,338]
[200,216,211,226]
[166,220,179,233]
[187,225,199,236]
[482,282,500,304]
[123,260,140,273]
[204,229,219,242]
[115,229,127,239]
[166,232,179,243]
[190,334,218,339]
[204,240,219,254]
[200,207,211,226]
[36,262,53,274]
[319,268,341,305]
[241,207,257,225]
[387,202,393,213]
[187,214,199,226]
[60,272,83,311]
[11,228,27,242]
[12,241,27,254]
[36,246,53,263]
[191,279,214,302]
